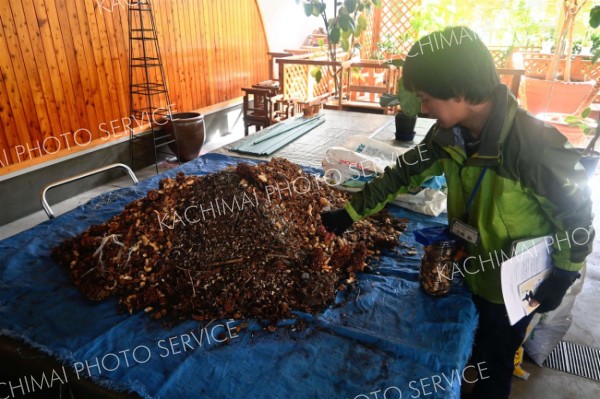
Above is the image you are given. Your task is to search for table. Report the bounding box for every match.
[217,109,436,167]
[216,109,394,167]
[0,111,477,399]
[369,116,437,147]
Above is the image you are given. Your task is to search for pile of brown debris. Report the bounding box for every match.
[52,158,407,323]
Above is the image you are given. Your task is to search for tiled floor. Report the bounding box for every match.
[1,122,598,398]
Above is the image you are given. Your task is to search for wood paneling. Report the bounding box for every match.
[0,0,269,174]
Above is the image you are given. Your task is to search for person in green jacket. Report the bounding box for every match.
[321,26,594,399]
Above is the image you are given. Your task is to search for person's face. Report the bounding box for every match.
[417,91,469,129]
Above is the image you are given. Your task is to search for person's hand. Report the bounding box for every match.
[529,268,580,313]
[320,208,354,236]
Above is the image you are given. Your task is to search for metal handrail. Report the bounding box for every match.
[40,163,139,219]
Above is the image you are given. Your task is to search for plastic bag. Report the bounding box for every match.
[523,265,587,365]
[391,187,447,217]
[324,136,409,177]
[322,136,447,216]
[413,226,455,246]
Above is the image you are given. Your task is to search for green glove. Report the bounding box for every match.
[320,208,354,235]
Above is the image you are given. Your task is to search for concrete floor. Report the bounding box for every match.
[0,125,599,398]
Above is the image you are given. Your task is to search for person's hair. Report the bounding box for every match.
[402,26,500,104]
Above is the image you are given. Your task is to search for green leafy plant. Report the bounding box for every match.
[378,59,420,118]
[565,107,600,156]
[590,5,600,63]
[372,34,399,60]
[590,32,600,57]
[296,0,381,96]
[572,38,584,54]
[565,107,595,134]
[509,0,542,48]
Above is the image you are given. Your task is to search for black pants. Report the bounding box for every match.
[469,295,533,399]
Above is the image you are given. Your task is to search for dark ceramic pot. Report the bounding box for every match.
[577,148,600,178]
[164,112,205,162]
[395,112,417,141]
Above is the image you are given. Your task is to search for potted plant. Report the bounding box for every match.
[563,108,600,176]
[538,4,600,177]
[577,5,600,177]
[538,109,593,146]
[580,118,600,176]
[565,108,600,177]
[379,61,421,141]
[523,0,597,115]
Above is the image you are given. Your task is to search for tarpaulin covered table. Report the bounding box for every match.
[0,153,477,399]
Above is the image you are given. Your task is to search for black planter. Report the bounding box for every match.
[163,112,206,162]
[395,112,417,141]
[577,148,600,178]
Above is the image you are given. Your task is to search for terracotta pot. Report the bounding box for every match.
[163,112,205,162]
[523,77,596,115]
[536,112,588,146]
[395,112,417,141]
[303,105,314,117]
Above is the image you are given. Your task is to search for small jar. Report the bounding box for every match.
[419,241,454,296]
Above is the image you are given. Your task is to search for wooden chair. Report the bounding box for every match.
[242,85,296,136]
[272,97,296,122]
[242,87,275,136]
[342,60,398,113]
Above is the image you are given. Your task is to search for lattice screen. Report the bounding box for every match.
[284,64,310,101]
[376,0,422,55]
[580,62,600,82]
[522,54,554,78]
[521,54,600,103]
[359,8,376,58]
[313,66,335,97]
[282,52,336,102]
[487,47,512,69]
[574,60,600,103]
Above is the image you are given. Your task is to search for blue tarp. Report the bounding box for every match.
[0,153,477,399]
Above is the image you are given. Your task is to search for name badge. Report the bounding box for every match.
[450,219,480,245]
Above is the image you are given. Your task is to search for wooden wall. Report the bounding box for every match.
[0,0,270,174]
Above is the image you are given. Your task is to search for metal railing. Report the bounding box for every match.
[40,163,138,219]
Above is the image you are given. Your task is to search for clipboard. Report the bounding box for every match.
[501,236,553,325]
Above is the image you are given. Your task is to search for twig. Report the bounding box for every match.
[208,258,244,267]
[265,253,290,259]
[80,267,96,279]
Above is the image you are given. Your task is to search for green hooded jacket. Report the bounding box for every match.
[344,85,595,304]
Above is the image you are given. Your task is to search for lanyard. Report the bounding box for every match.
[463,167,488,220]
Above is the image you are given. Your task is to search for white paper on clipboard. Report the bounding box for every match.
[500,236,553,325]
